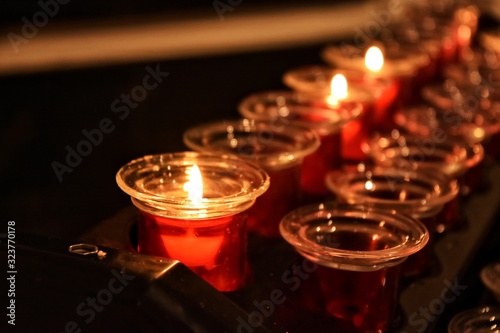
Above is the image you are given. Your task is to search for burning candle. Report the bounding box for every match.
[282,65,393,163]
[322,43,429,108]
[421,83,500,143]
[325,166,458,277]
[238,91,362,203]
[280,203,429,332]
[183,119,320,237]
[116,152,270,291]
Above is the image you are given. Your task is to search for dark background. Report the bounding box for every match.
[0,1,353,240]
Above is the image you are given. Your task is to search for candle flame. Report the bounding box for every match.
[365,46,384,72]
[184,164,203,205]
[327,74,348,105]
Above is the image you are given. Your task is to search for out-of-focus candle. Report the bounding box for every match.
[322,42,429,107]
[328,73,371,163]
[116,152,270,291]
[238,91,362,203]
[325,166,459,277]
[280,203,429,332]
[283,65,395,163]
[183,119,320,237]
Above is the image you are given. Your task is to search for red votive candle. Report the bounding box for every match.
[183,119,320,237]
[116,152,269,291]
[280,203,429,333]
[282,65,398,162]
[325,166,458,277]
[238,91,362,203]
[394,105,487,196]
[364,131,475,232]
[322,42,430,108]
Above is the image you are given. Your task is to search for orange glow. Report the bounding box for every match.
[327,74,348,105]
[457,25,472,46]
[365,46,384,72]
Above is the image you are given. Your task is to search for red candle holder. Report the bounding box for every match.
[282,65,398,162]
[238,90,362,202]
[393,106,487,195]
[380,18,457,81]
[421,81,500,159]
[321,42,430,107]
[183,119,320,238]
[364,131,480,232]
[116,152,270,291]
[443,48,500,87]
[325,166,458,277]
[448,306,500,333]
[280,202,429,333]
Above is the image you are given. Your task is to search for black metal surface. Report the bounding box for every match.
[79,162,500,333]
[0,233,277,333]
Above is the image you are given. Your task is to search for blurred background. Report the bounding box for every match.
[0,0,381,240]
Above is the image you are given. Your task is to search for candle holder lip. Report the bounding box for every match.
[394,106,487,165]
[182,118,320,170]
[281,64,388,101]
[321,42,429,78]
[279,202,429,271]
[422,83,500,133]
[422,81,500,108]
[448,306,500,333]
[324,165,459,213]
[116,151,270,219]
[365,130,483,177]
[238,90,363,135]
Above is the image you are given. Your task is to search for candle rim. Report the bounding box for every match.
[116,151,270,218]
[279,202,429,271]
[325,165,460,210]
[183,118,321,170]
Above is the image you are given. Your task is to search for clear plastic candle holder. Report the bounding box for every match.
[238,90,362,202]
[116,152,270,291]
[282,65,398,161]
[448,306,500,333]
[183,119,320,237]
[325,166,458,277]
[280,202,429,333]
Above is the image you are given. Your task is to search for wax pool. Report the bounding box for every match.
[137,211,248,291]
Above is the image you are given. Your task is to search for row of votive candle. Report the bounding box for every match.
[115,1,500,332]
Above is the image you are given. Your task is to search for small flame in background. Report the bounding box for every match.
[327,73,348,105]
[365,46,384,72]
[184,164,203,205]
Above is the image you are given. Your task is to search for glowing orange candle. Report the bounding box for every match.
[116,152,269,291]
